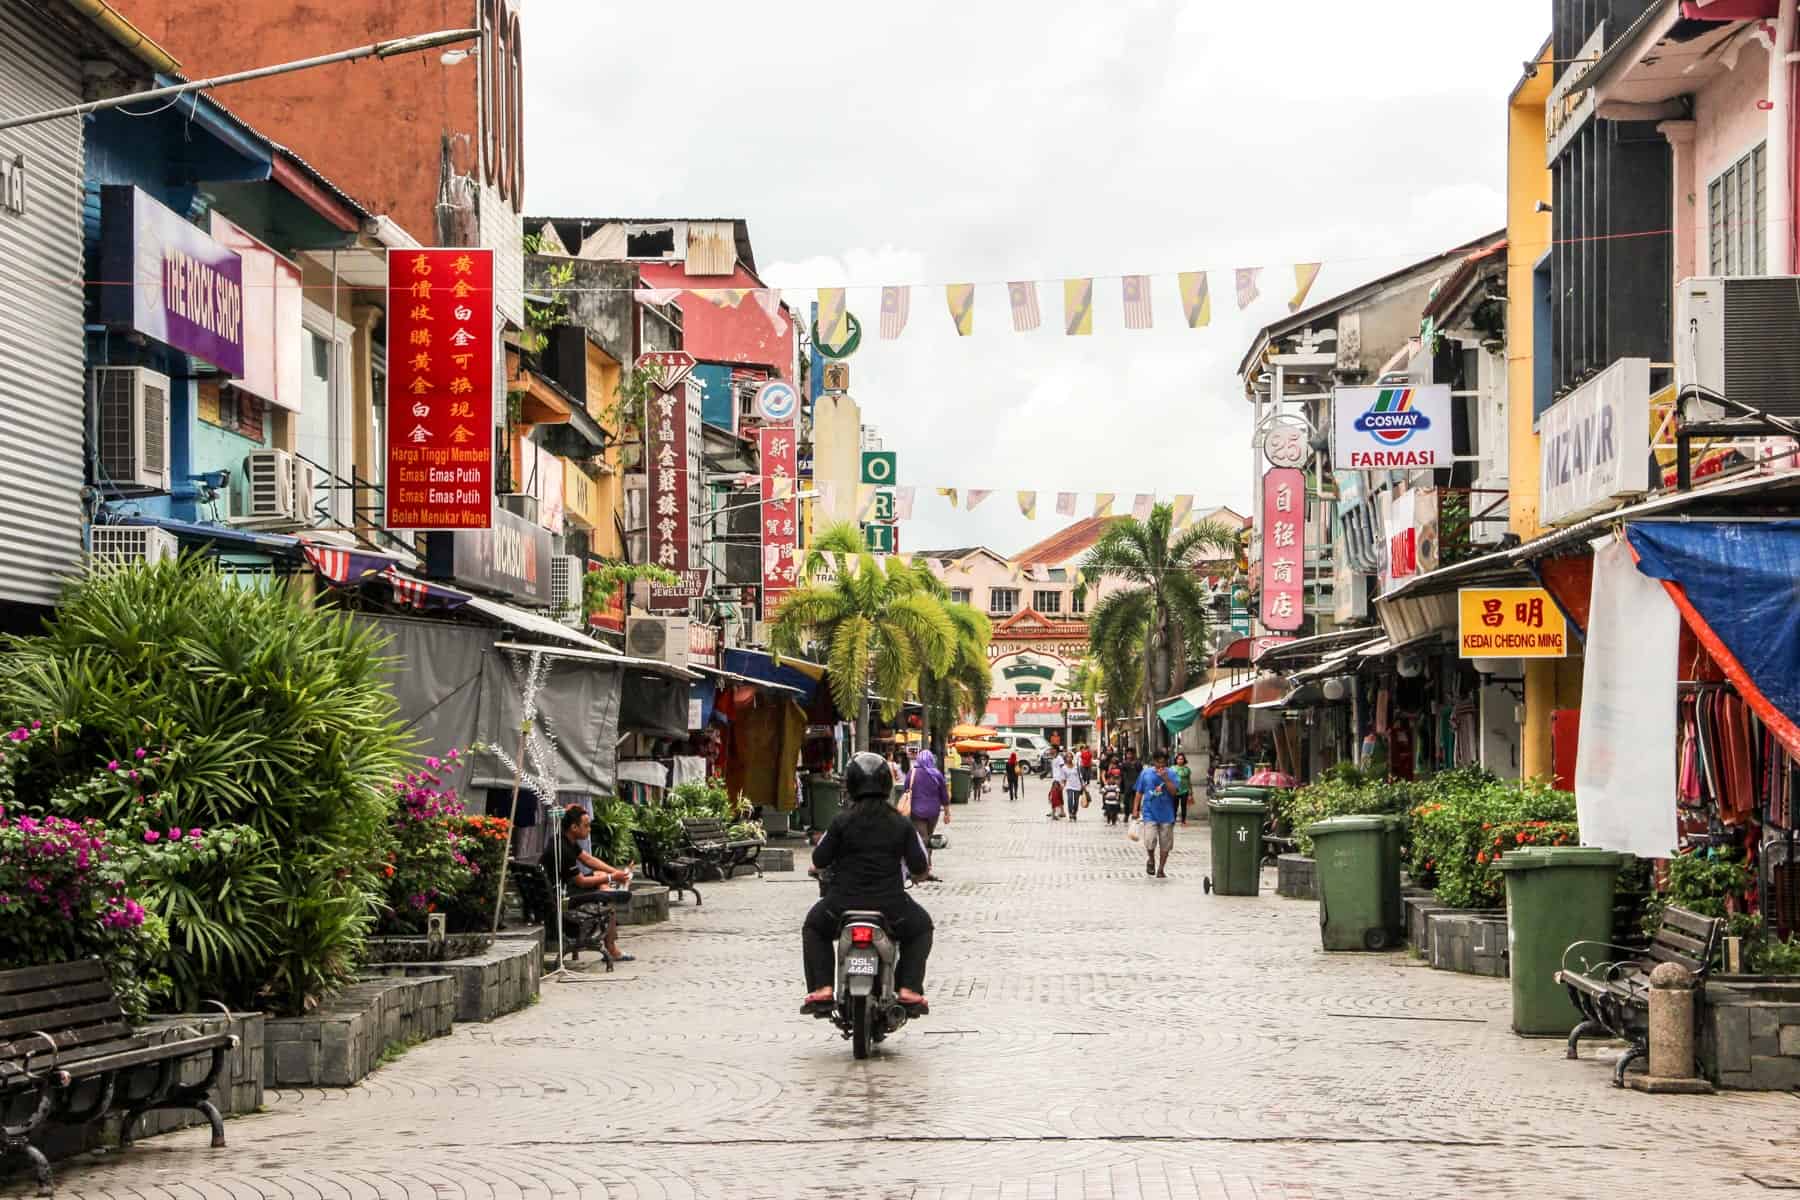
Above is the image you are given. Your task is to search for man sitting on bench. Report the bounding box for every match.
[541,805,637,963]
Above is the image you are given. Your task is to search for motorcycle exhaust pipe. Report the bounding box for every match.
[885,1002,908,1030]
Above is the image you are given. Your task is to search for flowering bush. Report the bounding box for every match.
[0,811,169,1019]
[1408,773,1578,908]
[439,814,511,932]
[381,752,474,933]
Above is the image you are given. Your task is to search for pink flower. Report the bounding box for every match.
[167,828,182,841]
[128,770,140,781]
[29,720,41,730]
[189,828,203,839]
[134,747,147,760]
[144,830,160,843]
[426,756,441,770]
[107,760,120,771]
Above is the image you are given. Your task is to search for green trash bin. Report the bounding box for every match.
[1496,846,1623,1036]
[948,767,971,804]
[1205,798,1268,896]
[806,775,843,832]
[1308,815,1404,950]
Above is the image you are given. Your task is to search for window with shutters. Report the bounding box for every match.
[1709,142,1766,278]
[1032,589,1061,614]
[989,588,1018,617]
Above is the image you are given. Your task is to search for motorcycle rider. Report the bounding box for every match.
[801,751,934,1015]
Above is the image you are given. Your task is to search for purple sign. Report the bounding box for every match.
[99,186,245,376]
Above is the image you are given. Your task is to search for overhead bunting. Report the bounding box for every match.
[1031,563,1050,582]
[817,481,838,514]
[1235,268,1262,310]
[857,486,880,521]
[633,286,682,306]
[1171,494,1194,528]
[1289,263,1322,312]
[1178,271,1212,328]
[894,487,916,519]
[880,285,910,339]
[817,287,848,343]
[753,287,783,318]
[1132,494,1154,520]
[1064,277,1094,336]
[965,489,992,511]
[937,487,959,508]
[1017,491,1038,519]
[1008,281,1041,332]
[699,288,752,308]
[1056,492,1077,517]
[1094,493,1116,518]
[946,284,975,336]
[1122,274,1153,330]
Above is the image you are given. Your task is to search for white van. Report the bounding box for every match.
[991,732,1053,770]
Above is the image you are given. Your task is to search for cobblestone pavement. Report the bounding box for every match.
[28,779,1800,1199]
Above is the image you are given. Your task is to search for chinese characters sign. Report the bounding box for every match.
[760,425,799,602]
[1457,587,1568,658]
[647,383,692,610]
[385,249,494,530]
[1259,468,1305,632]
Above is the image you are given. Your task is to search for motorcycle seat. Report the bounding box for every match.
[840,910,890,930]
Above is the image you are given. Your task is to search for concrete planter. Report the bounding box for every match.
[1426,910,1509,977]
[264,974,455,1088]
[616,880,671,925]
[1700,977,1800,1091]
[364,937,540,1023]
[758,846,796,872]
[363,933,496,962]
[1275,854,1317,900]
[1405,895,1461,958]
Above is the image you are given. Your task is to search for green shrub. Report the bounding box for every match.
[588,798,639,865]
[0,557,408,1015]
[1408,774,1577,908]
[1285,774,1419,855]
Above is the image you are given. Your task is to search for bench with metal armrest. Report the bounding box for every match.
[680,817,763,879]
[1,959,239,1196]
[1555,904,1725,1087]
[632,829,701,906]
[510,861,627,970]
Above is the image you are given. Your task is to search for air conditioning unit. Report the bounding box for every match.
[1675,275,1800,420]
[499,492,539,525]
[92,366,171,491]
[548,554,585,627]
[625,615,690,667]
[237,449,295,524]
[289,456,317,525]
[89,525,178,569]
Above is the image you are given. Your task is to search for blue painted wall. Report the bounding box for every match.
[693,363,736,432]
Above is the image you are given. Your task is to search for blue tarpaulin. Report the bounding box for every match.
[722,648,826,707]
[1626,520,1800,751]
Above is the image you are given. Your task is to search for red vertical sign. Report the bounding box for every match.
[385,248,495,529]
[1260,467,1305,632]
[759,425,798,605]
[648,385,690,579]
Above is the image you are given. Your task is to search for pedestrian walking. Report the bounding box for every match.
[1080,744,1094,787]
[1047,751,1067,819]
[1060,751,1083,820]
[899,749,949,881]
[1132,750,1180,878]
[1174,752,1193,825]
[1004,751,1021,801]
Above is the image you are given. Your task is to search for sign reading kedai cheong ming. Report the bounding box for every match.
[1333,384,1454,469]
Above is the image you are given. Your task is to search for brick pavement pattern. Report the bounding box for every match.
[23,779,1800,1198]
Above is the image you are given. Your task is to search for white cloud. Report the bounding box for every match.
[524,0,1549,555]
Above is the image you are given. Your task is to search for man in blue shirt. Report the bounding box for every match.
[1133,750,1181,878]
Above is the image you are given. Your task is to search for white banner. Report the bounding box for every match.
[1575,537,1678,858]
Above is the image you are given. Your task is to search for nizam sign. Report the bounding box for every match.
[384,249,496,530]
[1537,357,1649,527]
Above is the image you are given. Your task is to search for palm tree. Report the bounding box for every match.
[918,600,993,755]
[771,522,955,748]
[1080,504,1240,753]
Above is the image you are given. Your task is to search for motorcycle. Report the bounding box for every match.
[809,871,924,1058]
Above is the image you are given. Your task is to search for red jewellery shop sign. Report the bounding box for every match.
[385,248,495,530]
[1260,467,1305,632]
[759,425,799,603]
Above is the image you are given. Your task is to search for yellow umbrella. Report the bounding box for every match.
[955,739,1008,753]
[950,723,997,739]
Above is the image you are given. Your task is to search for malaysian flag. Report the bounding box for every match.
[1008,281,1041,332]
[965,489,992,510]
[1132,494,1154,520]
[1055,492,1076,517]
[383,568,428,609]
[880,286,910,339]
[1122,274,1153,329]
[1236,267,1262,310]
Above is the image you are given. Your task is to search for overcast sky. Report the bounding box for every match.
[526,1,1549,558]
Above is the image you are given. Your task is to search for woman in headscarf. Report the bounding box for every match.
[901,748,949,882]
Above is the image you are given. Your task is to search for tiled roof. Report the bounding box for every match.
[1011,517,1124,568]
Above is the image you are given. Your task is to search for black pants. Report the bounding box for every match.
[803,894,934,993]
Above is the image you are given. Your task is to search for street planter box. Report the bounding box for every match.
[1700,977,1800,1091]
[1276,854,1317,901]
[1426,910,1509,978]
[1406,895,1461,956]
[617,880,671,926]
[364,936,540,1023]
[364,932,495,962]
[264,974,455,1088]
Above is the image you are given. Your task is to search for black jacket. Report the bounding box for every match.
[812,802,929,905]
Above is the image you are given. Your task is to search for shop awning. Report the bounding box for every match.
[722,648,827,707]
[1250,627,1379,667]
[1157,677,1255,734]
[301,540,469,610]
[1376,544,1534,604]
[690,662,803,695]
[465,595,619,652]
[118,514,301,556]
[1626,520,1800,757]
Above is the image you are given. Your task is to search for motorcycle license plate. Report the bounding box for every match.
[845,955,878,976]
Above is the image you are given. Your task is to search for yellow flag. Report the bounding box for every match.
[1171,494,1194,528]
[1063,277,1094,336]
[1289,264,1323,312]
[818,287,848,343]
[1178,271,1212,328]
[937,487,959,509]
[1093,493,1115,518]
[945,283,975,336]
[1017,491,1038,519]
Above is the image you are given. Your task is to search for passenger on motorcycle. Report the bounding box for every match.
[801,751,935,1014]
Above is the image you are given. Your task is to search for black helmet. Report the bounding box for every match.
[844,751,893,803]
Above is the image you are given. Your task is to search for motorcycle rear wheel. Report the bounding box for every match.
[851,995,872,1059]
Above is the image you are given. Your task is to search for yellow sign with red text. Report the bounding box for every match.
[1457,587,1568,658]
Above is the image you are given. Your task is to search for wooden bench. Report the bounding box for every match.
[632,829,701,907]
[1555,904,1725,1087]
[681,817,762,879]
[0,959,238,1195]
[510,861,622,971]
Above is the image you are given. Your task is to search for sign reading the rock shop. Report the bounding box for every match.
[99,186,245,376]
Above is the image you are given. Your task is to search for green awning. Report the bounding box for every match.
[1157,692,1203,735]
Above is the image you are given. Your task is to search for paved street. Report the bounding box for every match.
[30,777,1800,1199]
